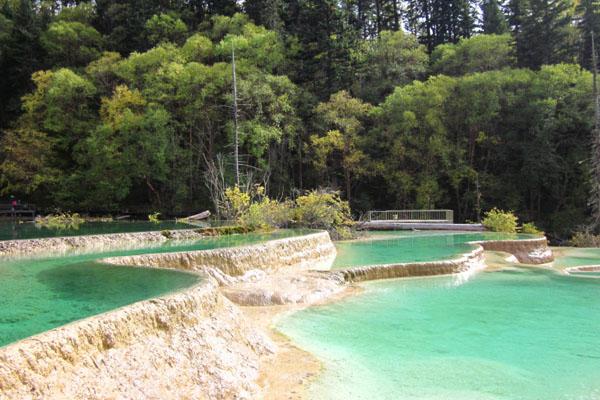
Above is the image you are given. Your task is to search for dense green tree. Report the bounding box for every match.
[54,2,95,24]
[0,14,301,210]
[482,0,509,34]
[369,64,592,230]
[405,0,477,52]
[0,0,46,130]
[0,127,59,197]
[371,75,458,208]
[0,1,597,238]
[344,0,403,38]
[430,34,515,76]
[351,29,428,103]
[73,85,172,208]
[94,0,236,54]
[281,0,359,98]
[243,0,283,31]
[0,12,12,60]
[311,91,373,202]
[513,0,575,68]
[145,13,188,46]
[577,0,600,69]
[20,68,97,148]
[41,20,103,67]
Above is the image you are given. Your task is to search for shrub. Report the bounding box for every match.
[240,197,293,230]
[218,186,355,239]
[482,208,518,233]
[35,212,84,230]
[223,186,251,220]
[521,222,543,235]
[295,190,354,239]
[570,231,600,247]
[196,225,252,236]
[148,212,161,223]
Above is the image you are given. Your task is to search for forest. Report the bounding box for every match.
[0,0,597,238]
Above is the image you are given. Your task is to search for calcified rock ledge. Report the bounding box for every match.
[472,237,554,264]
[103,231,337,277]
[564,265,600,275]
[0,275,275,399]
[0,231,337,400]
[323,236,552,284]
[103,231,341,306]
[0,228,205,257]
[0,230,554,399]
[329,247,486,283]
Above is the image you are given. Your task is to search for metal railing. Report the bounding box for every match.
[367,210,454,223]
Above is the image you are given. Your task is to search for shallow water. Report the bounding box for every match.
[0,220,196,241]
[333,231,532,269]
[278,268,600,399]
[553,247,600,268]
[0,229,309,347]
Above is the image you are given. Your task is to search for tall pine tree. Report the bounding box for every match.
[513,0,574,69]
[0,0,46,132]
[405,0,476,52]
[577,0,600,69]
[482,0,509,34]
[244,0,284,31]
[282,0,359,98]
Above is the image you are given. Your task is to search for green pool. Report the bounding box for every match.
[0,220,196,241]
[0,229,310,347]
[333,231,533,269]
[553,247,600,269]
[279,268,600,399]
[279,238,600,399]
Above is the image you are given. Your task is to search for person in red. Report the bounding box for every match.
[10,195,17,217]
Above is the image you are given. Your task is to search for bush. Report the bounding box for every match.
[482,208,518,233]
[295,190,354,239]
[570,231,600,247]
[520,222,543,235]
[196,225,252,236]
[219,186,354,239]
[35,212,84,230]
[148,212,161,223]
[240,197,293,230]
[223,186,251,220]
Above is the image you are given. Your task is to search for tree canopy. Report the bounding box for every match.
[0,0,597,237]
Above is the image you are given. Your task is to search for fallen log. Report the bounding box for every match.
[184,210,211,221]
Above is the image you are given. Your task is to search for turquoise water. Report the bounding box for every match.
[0,259,198,347]
[553,248,600,278]
[571,271,600,277]
[333,231,533,268]
[0,229,309,347]
[278,268,600,399]
[0,220,196,241]
[553,248,600,268]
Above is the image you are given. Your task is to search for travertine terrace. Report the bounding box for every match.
[0,230,553,399]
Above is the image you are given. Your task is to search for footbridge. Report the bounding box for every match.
[359,210,484,231]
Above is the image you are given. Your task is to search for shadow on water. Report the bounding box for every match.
[35,262,198,303]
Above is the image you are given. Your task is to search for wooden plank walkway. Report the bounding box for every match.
[0,204,36,220]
